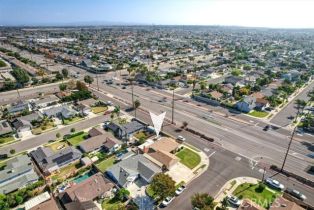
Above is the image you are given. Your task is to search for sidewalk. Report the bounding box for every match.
[214,177,259,203]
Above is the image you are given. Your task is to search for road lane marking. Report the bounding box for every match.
[208,151,216,157]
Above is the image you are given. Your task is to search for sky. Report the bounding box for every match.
[1,0,314,28]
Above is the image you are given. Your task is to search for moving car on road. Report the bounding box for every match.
[285,188,307,201]
[265,178,284,191]
[227,195,241,207]
[177,135,186,142]
[161,196,175,207]
[175,185,186,196]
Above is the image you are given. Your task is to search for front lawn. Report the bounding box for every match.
[91,106,108,114]
[95,156,116,172]
[102,197,125,210]
[248,110,269,118]
[32,122,56,135]
[0,136,15,145]
[63,116,84,125]
[176,148,201,169]
[233,183,281,208]
[134,131,151,140]
[67,132,88,146]
[47,141,69,152]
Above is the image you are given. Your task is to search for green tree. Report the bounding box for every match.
[76,81,88,91]
[10,149,15,154]
[12,67,30,86]
[150,173,175,200]
[55,72,63,81]
[70,128,75,133]
[113,105,121,117]
[56,133,61,139]
[116,188,130,201]
[61,68,69,78]
[191,193,214,210]
[84,75,94,86]
[134,99,141,118]
[59,83,67,91]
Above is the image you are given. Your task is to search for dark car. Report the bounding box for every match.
[263,125,270,131]
[285,188,307,200]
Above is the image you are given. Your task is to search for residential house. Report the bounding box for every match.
[8,101,32,115]
[88,127,106,137]
[209,90,224,101]
[25,192,59,210]
[12,112,43,137]
[105,119,147,140]
[236,96,256,113]
[58,173,114,210]
[42,105,77,119]
[78,134,121,154]
[0,155,39,194]
[31,95,59,109]
[142,137,180,170]
[74,104,91,116]
[282,70,301,82]
[239,199,265,210]
[269,197,304,210]
[30,146,82,175]
[0,119,13,137]
[106,154,161,188]
[224,76,243,86]
[255,98,270,111]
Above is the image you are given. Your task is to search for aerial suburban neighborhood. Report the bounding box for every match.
[0,1,314,210]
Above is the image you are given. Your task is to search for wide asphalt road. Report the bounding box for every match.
[271,80,314,127]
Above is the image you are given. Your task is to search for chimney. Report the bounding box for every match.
[143,146,149,153]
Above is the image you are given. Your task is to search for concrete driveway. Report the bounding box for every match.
[128,179,155,210]
[166,162,194,184]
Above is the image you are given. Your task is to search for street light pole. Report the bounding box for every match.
[171,89,175,124]
[96,68,99,91]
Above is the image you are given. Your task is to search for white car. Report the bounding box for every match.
[265,178,285,191]
[175,185,186,195]
[177,135,186,142]
[227,195,241,207]
[162,196,175,206]
[107,101,113,106]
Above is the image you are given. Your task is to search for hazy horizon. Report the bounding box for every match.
[1,0,314,29]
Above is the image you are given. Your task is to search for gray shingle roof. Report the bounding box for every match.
[30,146,82,173]
[106,154,161,186]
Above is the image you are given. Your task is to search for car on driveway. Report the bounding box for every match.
[161,196,175,207]
[285,188,307,200]
[265,178,284,191]
[227,195,241,207]
[175,185,186,195]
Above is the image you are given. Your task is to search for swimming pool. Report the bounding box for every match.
[73,171,94,184]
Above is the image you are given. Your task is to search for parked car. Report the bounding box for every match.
[175,185,186,195]
[107,101,113,106]
[161,196,175,207]
[177,135,186,142]
[227,195,241,207]
[265,178,284,191]
[285,188,307,200]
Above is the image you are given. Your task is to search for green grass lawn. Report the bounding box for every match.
[91,106,108,114]
[67,132,88,146]
[0,136,15,145]
[248,110,269,118]
[32,122,56,135]
[134,131,151,140]
[233,183,281,208]
[176,148,201,169]
[95,156,116,172]
[63,116,84,125]
[102,197,124,210]
[47,141,69,152]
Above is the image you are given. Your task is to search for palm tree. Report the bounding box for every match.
[134,99,141,118]
[113,105,121,117]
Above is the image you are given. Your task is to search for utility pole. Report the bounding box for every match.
[171,89,175,124]
[262,166,266,181]
[131,79,135,115]
[96,68,99,91]
[281,125,297,172]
